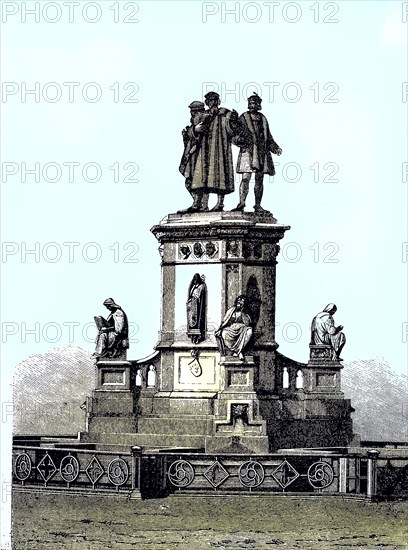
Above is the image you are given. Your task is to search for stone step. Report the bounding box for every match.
[91,393,134,415]
[88,432,205,448]
[87,416,137,434]
[138,395,215,416]
[137,416,214,436]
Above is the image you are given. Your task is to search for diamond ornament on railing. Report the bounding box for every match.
[203,460,230,488]
[86,456,104,485]
[272,459,299,489]
[36,453,57,483]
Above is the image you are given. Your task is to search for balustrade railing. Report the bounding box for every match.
[163,452,371,496]
[12,444,141,497]
[12,442,407,500]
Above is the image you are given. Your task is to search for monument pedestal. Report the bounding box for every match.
[85,360,137,438]
[84,211,355,452]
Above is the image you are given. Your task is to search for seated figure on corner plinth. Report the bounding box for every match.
[186,273,207,344]
[215,295,253,360]
[310,303,346,361]
[92,298,129,361]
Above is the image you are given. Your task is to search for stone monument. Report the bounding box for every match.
[83,93,355,453]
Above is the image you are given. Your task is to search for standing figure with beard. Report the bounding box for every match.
[190,91,243,212]
[178,101,212,213]
[232,93,283,214]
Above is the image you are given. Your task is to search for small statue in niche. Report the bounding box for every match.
[92,298,129,361]
[186,273,207,344]
[215,294,253,360]
[310,303,346,361]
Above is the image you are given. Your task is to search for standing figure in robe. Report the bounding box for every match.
[178,101,212,213]
[232,92,282,214]
[92,298,129,360]
[186,273,207,344]
[215,295,253,360]
[190,91,243,212]
[310,303,346,361]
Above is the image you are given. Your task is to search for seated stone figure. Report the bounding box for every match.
[215,295,253,360]
[310,303,346,361]
[92,298,129,361]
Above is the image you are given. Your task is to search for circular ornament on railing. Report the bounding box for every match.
[238,461,265,488]
[14,453,32,481]
[307,461,334,489]
[107,458,129,486]
[168,460,195,488]
[60,455,80,483]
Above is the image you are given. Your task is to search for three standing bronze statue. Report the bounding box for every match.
[178,91,282,214]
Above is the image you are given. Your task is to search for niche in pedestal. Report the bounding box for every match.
[174,263,221,345]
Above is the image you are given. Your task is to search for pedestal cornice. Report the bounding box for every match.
[151,211,290,243]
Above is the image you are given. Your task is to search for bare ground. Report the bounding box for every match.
[11,493,408,550]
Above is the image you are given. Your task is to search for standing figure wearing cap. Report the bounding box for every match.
[232,93,282,214]
[92,298,129,360]
[189,91,242,212]
[178,101,212,212]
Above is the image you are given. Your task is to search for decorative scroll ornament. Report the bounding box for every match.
[14,453,32,481]
[168,460,195,488]
[60,455,80,483]
[238,460,265,488]
[307,461,334,489]
[108,458,129,486]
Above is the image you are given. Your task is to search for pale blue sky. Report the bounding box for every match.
[1,1,407,543]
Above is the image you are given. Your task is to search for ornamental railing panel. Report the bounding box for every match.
[13,445,140,494]
[164,453,369,496]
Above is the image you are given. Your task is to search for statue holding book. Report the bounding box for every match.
[92,298,129,360]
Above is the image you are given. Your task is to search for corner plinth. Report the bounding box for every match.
[96,360,132,391]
